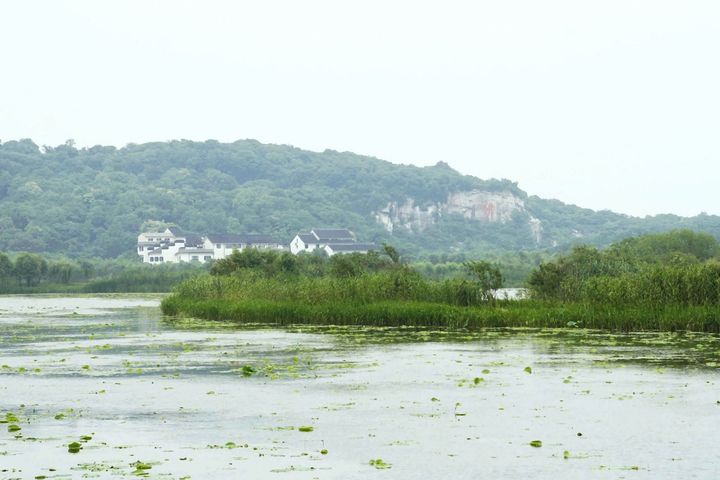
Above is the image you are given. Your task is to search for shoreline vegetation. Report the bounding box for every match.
[161,231,720,333]
[0,252,210,294]
[161,296,720,332]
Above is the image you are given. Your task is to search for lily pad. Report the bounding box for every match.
[369,458,392,469]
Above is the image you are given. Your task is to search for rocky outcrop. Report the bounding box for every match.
[528,217,543,244]
[444,190,524,222]
[375,189,538,239]
[375,199,439,234]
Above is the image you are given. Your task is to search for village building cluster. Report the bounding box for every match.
[137,227,375,264]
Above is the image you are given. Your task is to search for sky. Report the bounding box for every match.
[1,1,718,217]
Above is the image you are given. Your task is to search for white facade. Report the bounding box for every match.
[323,243,376,256]
[175,249,215,263]
[290,228,376,256]
[137,228,284,264]
[290,234,319,254]
[203,235,285,260]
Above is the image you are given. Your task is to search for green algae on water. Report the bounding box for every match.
[369,458,392,469]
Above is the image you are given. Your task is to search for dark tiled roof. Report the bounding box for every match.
[312,228,354,240]
[206,234,246,244]
[243,234,280,244]
[297,233,317,244]
[206,233,279,245]
[184,234,204,247]
[167,227,185,236]
[315,237,356,244]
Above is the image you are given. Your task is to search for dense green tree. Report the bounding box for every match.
[13,252,47,286]
[0,253,12,284]
[382,243,401,264]
[329,254,365,278]
[48,261,76,284]
[464,260,504,302]
[528,230,720,302]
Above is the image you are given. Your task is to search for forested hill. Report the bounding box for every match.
[1,138,718,259]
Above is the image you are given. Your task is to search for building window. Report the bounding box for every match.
[204,256,212,261]
[192,256,199,261]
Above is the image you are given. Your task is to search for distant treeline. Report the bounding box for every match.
[0,252,209,293]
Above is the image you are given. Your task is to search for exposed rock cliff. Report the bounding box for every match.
[375,189,541,242]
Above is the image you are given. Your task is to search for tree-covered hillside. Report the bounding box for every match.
[0,138,718,259]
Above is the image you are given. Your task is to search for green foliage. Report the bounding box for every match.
[0,253,12,285]
[0,250,208,293]
[161,233,720,332]
[1,139,717,260]
[0,139,521,258]
[382,243,401,264]
[463,260,503,301]
[205,247,504,306]
[528,230,720,306]
[13,252,47,286]
[161,296,720,332]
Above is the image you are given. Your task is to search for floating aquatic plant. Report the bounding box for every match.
[369,458,392,469]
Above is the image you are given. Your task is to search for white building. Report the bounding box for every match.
[137,227,282,264]
[290,228,376,256]
[323,243,377,256]
[203,234,284,260]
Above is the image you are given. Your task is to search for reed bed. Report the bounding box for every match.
[161,293,720,333]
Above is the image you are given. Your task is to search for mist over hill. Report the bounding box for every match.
[1,138,718,259]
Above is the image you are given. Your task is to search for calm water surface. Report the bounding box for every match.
[0,295,719,479]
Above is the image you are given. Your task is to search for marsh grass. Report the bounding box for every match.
[161,268,720,333]
[161,295,720,332]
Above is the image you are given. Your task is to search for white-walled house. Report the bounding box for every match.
[137,227,282,264]
[290,233,321,254]
[203,234,284,260]
[175,248,215,263]
[290,228,376,256]
[323,243,377,256]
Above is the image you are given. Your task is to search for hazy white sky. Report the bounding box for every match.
[1,1,718,217]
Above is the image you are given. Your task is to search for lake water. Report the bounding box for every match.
[0,295,719,479]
